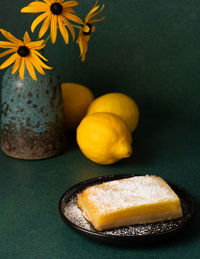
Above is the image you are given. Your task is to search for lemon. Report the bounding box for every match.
[61,83,94,131]
[87,93,139,133]
[76,112,132,165]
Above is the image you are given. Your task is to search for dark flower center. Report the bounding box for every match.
[17,46,30,57]
[50,3,63,15]
[83,23,92,35]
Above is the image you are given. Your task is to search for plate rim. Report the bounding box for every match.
[58,174,196,242]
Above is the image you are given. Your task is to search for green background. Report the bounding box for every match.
[0,0,200,258]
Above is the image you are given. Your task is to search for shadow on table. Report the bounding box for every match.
[64,131,78,152]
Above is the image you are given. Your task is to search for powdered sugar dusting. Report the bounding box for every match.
[86,176,179,214]
[63,197,94,231]
[62,195,185,236]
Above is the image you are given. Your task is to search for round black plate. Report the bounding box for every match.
[58,174,196,245]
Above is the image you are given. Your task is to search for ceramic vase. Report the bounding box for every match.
[0,67,66,159]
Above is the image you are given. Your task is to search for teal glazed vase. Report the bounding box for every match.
[1,67,66,159]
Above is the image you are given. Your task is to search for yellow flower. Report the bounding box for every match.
[0,29,52,81]
[77,0,104,62]
[21,0,82,44]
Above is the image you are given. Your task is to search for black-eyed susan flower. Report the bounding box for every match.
[21,0,82,44]
[0,29,52,81]
[77,0,104,62]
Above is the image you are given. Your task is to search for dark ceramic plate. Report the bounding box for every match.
[58,174,195,245]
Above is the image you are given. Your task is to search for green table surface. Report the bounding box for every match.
[0,0,200,258]
[1,118,199,258]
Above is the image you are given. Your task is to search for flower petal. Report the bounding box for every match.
[60,16,75,40]
[30,54,45,75]
[43,0,53,4]
[76,30,90,62]
[38,14,51,38]
[0,41,16,49]
[26,40,45,49]
[21,2,48,13]
[64,7,75,13]
[31,12,49,33]
[19,58,25,80]
[50,15,58,44]
[11,56,21,74]
[89,17,105,24]
[29,1,49,7]
[62,1,79,8]
[25,56,37,81]
[81,38,88,62]
[85,4,104,23]
[21,7,44,13]
[81,41,88,62]
[23,32,31,44]
[63,12,82,24]
[86,4,99,18]
[0,53,17,69]
[31,52,53,70]
[0,48,16,58]
[34,44,46,50]
[77,34,83,55]
[0,29,23,45]
[58,16,69,44]
[32,49,48,61]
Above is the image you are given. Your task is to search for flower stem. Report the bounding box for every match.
[43,33,51,45]
[72,24,82,29]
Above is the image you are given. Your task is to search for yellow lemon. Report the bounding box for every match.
[87,93,139,133]
[76,112,132,165]
[61,83,94,131]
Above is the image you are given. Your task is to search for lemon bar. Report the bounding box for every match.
[77,175,183,231]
